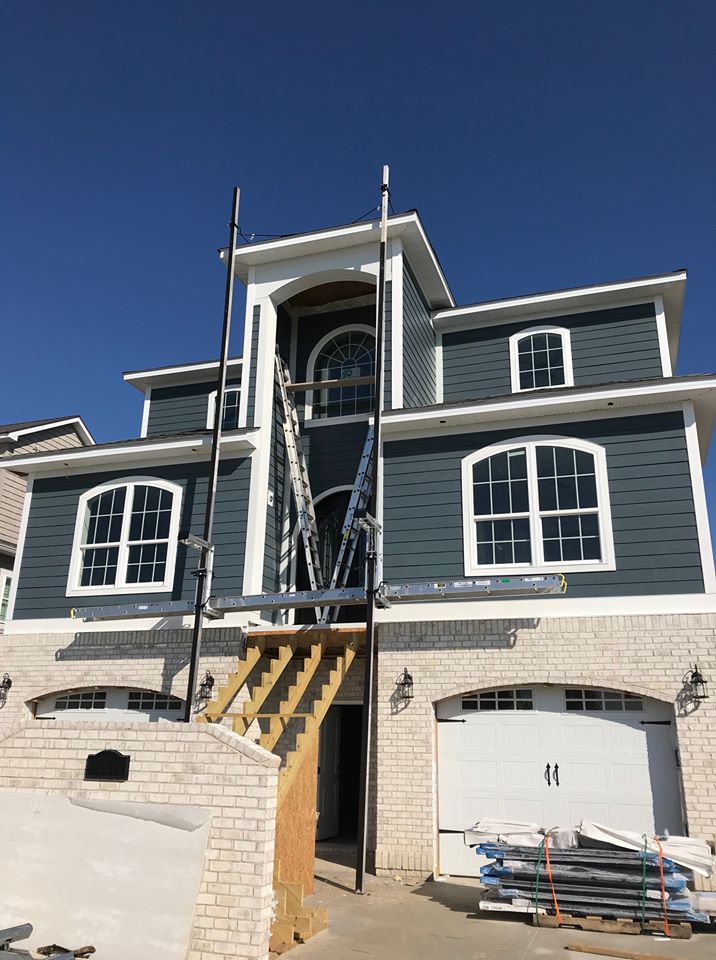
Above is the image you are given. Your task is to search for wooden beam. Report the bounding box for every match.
[232,641,295,735]
[261,639,326,752]
[202,638,265,722]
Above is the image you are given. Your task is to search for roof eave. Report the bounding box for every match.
[123,357,244,393]
[2,417,95,446]
[383,377,716,462]
[0,431,258,476]
[220,211,455,310]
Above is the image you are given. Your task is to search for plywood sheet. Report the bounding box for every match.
[275,738,318,894]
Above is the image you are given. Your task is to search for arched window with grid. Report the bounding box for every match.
[307,326,376,420]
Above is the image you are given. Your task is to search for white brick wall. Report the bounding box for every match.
[374,614,716,886]
[0,719,280,960]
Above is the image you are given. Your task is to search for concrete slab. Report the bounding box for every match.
[292,856,715,959]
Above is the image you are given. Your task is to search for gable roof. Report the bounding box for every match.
[0,416,94,445]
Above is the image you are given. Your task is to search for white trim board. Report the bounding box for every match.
[123,357,243,392]
[5,478,32,623]
[683,401,716,592]
[0,432,259,476]
[1,417,95,446]
[389,238,404,409]
[140,388,152,438]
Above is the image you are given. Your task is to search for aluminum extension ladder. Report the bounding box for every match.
[275,352,324,593]
[319,425,374,623]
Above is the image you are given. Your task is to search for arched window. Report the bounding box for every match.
[67,477,183,595]
[306,326,375,420]
[35,687,184,721]
[461,437,614,575]
[509,326,574,392]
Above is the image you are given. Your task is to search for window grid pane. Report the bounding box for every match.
[221,389,241,430]
[54,690,107,711]
[537,446,602,563]
[517,333,566,390]
[462,689,534,711]
[313,330,376,419]
[127,690,182,711]
[565,688,644,712]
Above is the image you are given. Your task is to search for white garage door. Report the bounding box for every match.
[437,685,683,877]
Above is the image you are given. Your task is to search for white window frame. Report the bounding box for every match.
[461,435,615,576]
[509,325,574,393]
[304,323,376,422]
[66,476,183,597]
[0,568,13,622]
[207,386,241,430]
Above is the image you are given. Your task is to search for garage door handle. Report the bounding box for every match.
[544,763,551,786]
[553,763,559,787]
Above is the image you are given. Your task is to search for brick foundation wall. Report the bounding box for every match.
[374,614,716,886]
[0,719,279,959]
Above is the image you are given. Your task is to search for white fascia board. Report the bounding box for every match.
[0,432,259,476]
[123,358,243,393]
[4,417,95,446]
[224,212,454,308]
[382,379,716,449]
[374,592,716,624]
[683,401,716,592]
[432,272,686,370]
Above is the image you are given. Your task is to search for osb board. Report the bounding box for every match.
[275,739,318,894]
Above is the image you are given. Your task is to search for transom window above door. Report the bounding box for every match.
[461,437,615,575]
[67,477,182,596]
[306,326,376,420]
[509,326,574,392]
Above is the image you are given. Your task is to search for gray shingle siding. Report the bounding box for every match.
[382,411,704,596]
[442,303,663,402]
[13,458,251,618]
[146,379,240,435]
[403,260,437,407]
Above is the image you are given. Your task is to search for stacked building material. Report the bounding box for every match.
[475,843,711,924]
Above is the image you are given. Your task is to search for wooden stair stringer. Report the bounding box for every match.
[200,637,265,723]
[271,858,328,952]
[277,634,360,806]
[259,639,326,753]
[232,640,296,735]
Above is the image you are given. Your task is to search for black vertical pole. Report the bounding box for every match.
[355,165,389,891]
[182,186,241,722]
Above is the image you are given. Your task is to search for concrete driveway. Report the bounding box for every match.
[292,853,715,960]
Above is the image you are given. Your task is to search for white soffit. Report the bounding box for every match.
[0,431,259,475]
[432,272,686,369]
[123,358,243,392]
[382,377,716,462]
[221,212,455,309]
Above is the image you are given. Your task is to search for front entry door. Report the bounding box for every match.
[317,705,341,840]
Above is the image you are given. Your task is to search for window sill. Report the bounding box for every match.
[65,583,173,598]
[464,560,616,577]
[302,414,371,428]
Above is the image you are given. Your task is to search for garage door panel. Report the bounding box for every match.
[502,760,541,788]
[500,723,541,751]
[457,759,498,786]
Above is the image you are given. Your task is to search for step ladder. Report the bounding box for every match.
[319,424,374,623]
[275,351,324,593]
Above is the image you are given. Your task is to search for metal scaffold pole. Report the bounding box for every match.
[182,186,241,723]
[355,164,390,893]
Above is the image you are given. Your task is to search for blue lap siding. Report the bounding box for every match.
[442,303,663,403]
[402,260,437,408]
[13,458,251,619]
[382,411,704,596]
[145,379,241,435]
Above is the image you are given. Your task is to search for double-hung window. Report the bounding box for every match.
[67,478,182,595]
[0,569,12,622]
[207,386,241,430]
[461,437,614,575]
[509,326,573,392]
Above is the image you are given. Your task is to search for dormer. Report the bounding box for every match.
[124,357,243,437]
[433,271,686,404]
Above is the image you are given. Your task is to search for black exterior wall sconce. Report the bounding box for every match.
[685,664,709,703]
[396,668,414,702]
[199,671,215,701]
[0,674,12,707]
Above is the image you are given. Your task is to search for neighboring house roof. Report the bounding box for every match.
[123,356,243,392]
[0,416,94,446]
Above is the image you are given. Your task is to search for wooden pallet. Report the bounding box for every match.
[532,912,692,939]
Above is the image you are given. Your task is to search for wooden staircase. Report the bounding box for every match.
[200,625,364,952]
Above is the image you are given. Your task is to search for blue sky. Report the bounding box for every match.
[2,2,715,509]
